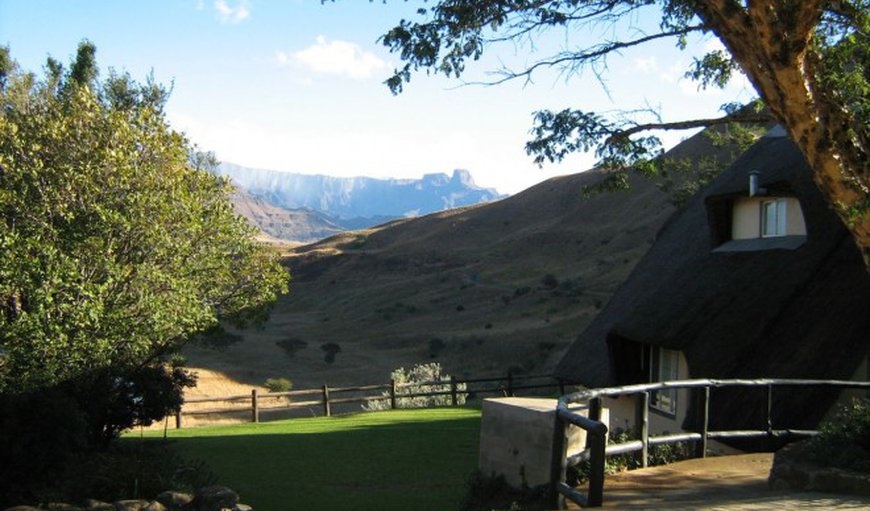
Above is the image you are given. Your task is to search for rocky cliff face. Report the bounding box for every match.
[216,164,504,221]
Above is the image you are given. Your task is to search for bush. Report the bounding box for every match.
[805,397,870,472]
[264,378,294,393]
[461,471,548,511]
[320,343,342,364]
[428,338,446,358]
[364,363,467,411]
[541,274,559,289]
[567,428,693,485]
[276,338,308,358]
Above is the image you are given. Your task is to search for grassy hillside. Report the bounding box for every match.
[186,129,748,392]
[136,409,481,510]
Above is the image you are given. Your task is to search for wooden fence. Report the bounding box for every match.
[550,378,870,509]
[175,372,564,428]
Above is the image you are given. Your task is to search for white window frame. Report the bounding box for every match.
[761,199,787,238]
[649,347,679,416]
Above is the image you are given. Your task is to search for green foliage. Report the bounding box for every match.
[805,397,870,472]
[264,377,294,393]
[0,43,289,393]
[320,342,342,363]
[567,427,693,485]
[461,471,548,511]
[365,362,467,411]
[428,337,446,358]
[541,273,558,289]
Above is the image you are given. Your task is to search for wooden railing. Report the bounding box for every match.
[549,378,870,509]
[175,372,564,428]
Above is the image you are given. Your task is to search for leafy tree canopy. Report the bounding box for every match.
[374,0,869,264]
[0,42,290,393]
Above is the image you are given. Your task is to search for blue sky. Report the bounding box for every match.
[0,0,756,194]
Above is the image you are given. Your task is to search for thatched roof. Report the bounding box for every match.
[554,133,869,431]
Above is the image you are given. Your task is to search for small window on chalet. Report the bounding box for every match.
[649,347,679,416]
[761,199,787,237]
[711,195,807,252]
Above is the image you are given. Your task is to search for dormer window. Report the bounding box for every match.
[761,199,788,237]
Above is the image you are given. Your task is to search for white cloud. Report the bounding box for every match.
[214,0,250,24]
[280,36,391,80]
[633,56,658,73]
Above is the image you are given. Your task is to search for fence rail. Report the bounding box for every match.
[174,372,562,428]
[550,378,870,509]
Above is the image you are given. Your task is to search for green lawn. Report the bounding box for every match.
[135,408,481,511]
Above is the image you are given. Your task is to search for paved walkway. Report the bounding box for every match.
[569,453,870,510]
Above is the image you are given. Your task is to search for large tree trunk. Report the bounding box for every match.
[696,0,869,267]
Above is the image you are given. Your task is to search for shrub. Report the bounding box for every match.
[364,362,467,411]
[276,338,308,358]
[428,338,446,358]
[514,286,532,297]
[541,274,559,289]
[320,343,342,364]
[461,471,548,511]
[264,378,294,393]
[805,397,870,472]
[567,428,693,485]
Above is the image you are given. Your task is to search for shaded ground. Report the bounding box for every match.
[571,454,870,510]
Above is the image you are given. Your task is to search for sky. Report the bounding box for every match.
[0,0,756,194]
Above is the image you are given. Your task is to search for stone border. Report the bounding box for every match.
[768,442,870,497]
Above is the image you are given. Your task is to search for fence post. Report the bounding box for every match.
[636,392,649,467]
[175,408,182,429]
[251,389,259,423]
[587,428,606,507]
[586,397,602,447]
[390,379,397,410]
[451,376,458,406]
[698,386,710,458]
[507,372,514,397]
[322,384,331,417]
[548,409,568,510]
[766,383,774,449]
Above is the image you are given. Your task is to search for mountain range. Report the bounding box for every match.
[186,127,752,390]
[217,164,505,241]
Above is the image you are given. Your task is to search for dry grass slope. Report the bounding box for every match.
[185,129,744,393]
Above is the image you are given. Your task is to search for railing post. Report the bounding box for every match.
[587,397,602,447]
[698,386,710,458]
[636,391,649,467]
[175,408,182,429]
[451,376,458,406]
[390,379,397,410]
[322,384,331,417]
[587,428,606,507]
[548,409,568,510]
[251,389,259,423]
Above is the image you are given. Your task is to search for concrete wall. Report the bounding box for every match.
[732,197,806,239]
[478,397,608,488]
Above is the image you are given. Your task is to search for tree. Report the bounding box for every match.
[378,0,869,266]
[0,42,290,393]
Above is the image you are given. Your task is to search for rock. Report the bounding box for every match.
[47,504,82,511]
[113,501,150,511]
[192,487,239,511]
[233,506,252,511]
[82,500,114,511]
[140,503,166,511]
[3,507,42,511]
[153,493,193,511]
